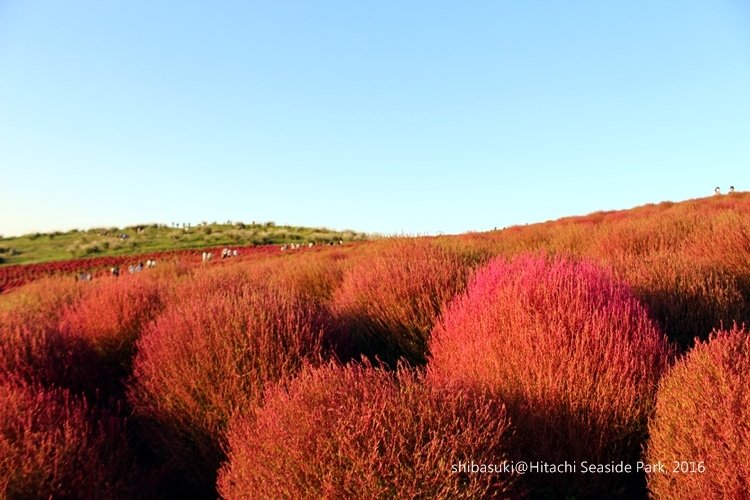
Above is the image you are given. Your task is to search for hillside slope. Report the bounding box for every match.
[0,221,367,266]
[451,191,750,348]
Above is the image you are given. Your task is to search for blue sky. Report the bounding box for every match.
[1,1,749,236]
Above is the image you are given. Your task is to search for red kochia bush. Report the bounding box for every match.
[331,238,481,366]
[0,275,82,315]
[237,250,347,305]
[60,273,170,371]
[0,277,96,393]
[646,327,750,498]
[218,362,517,499]
[0,377,136,499]
[129,269,330,496]
[429,255,672,497]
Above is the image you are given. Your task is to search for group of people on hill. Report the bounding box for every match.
[715,186,736,195]
[221,248,239,259]
[79,236,349,281]
[281,243,305,251]
[109,259,157,277]
[280,240,344,252]
[75,258,158,282]
[201,248,239,263]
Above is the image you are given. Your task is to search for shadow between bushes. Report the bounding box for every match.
[328,316,430,369]
[637,280,750,351]
[500,395,649,500]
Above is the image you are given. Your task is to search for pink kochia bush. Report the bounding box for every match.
[331,238,481,366]
[429,255,672,496]
[0,376,136,499]
[218,362,517,499]
[129,268,330,495]
[646,326,750,499]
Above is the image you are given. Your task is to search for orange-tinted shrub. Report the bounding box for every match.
[331,238,481,365]
[0,275,83,315]
[129,270,330,496]
[60,273,171,372]
[218,362,517,499]
[239,249,347,305]
[646,326,750,499]
[429,255,672,497]
[0,376,137,499]
[618,254,750,349]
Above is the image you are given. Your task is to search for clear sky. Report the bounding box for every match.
[1,1,749,236]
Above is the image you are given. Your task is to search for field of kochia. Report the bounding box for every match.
[1,193,749,499]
